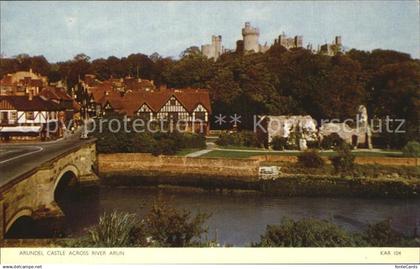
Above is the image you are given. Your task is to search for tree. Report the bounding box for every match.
[369,61,420,148]
[162,54,214,88]
[180,46,202,58]
[330,143,355,173]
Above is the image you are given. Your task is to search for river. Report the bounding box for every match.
[54,185,420,246]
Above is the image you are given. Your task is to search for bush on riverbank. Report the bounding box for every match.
[297,150,325,168]
[254,218,356,247]
[330,143,355,173]
[95,129,206,155]
[402,141,420,157]
[69,202,212,247]
[254,218,419,247]
[215,131,261,148]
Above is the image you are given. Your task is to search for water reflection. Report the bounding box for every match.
[63,185,420,246]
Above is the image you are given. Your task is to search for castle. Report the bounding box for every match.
[200,22,343,60]
[274,33,303,50]
[319,36,343,56]
[201,35,224,60]
[241,22,270,54]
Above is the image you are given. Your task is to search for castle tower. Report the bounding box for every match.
[201,35,223,60]
[242,22,260,53]
[212,35,223,60]
[335,36,342,46]
[295,36,303,48]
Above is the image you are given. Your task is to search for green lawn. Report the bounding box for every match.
[200,149,404,159]
[218,145,264,150]
[175,148,203,156]
[200,150,291,158]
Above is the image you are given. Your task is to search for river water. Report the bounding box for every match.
[58,185,420,246]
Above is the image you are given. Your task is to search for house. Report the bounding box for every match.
[0,69,48,96]
[40,86,81,126]
[0,70,80,130]
[99,88,211,134]
[0,95,65,141]
[75,75,211,134]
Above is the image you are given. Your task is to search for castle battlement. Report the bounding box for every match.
[242,22,260,36]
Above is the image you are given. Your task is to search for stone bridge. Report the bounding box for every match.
[0,141,98,239]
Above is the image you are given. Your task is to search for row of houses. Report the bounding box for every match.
[0,71,213,140]
[76,75,212,133]
[0,70,80,141]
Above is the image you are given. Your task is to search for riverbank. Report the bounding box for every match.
[98,153,420,198]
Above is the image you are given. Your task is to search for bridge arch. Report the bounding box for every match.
[5,208,34,235]
[53,165,80,201]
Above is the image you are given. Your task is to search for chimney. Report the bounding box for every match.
[29,68,33,74]
[28,91,33,101]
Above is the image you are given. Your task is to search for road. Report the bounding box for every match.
[0,133,95,188]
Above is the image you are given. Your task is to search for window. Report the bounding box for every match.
[0,111,8,123]
[26,111,35,120]
[138,112,151,121]
[168,112,178,122]
[195,112,206,121]
[170,98,176,106]
[10,111,17,122]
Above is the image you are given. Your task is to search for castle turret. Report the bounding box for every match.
[335,36,342,46]
[201,35,223,60]
[242,22,260,53]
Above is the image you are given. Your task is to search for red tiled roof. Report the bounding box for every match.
[114,88,211,116]
[40,87,72,101]
[0,96,62,111]
[86,78,211,117]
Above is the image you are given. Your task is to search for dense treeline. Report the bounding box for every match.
[1,46,419,147]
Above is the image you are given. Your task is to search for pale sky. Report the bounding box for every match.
[1,1,419,62]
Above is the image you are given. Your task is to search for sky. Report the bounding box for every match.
[1,1,419,62]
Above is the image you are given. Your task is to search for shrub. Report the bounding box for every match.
[306,140,321,149]
[94,119,206,155]
[143,202,210,247]
[402,141,420,157]
[270,136,288,150]
[215,131,260,148]
[71,202,211,247]
[297,150,325,168]
[330,143,355,173]
[254,218,356,247]
[321,133,345,150]
[359,220,406,247]
[178,132,206,149]
[86,211,139,247]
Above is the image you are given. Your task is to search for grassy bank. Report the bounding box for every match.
[201,149,404,159]
[100,172,420,199]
